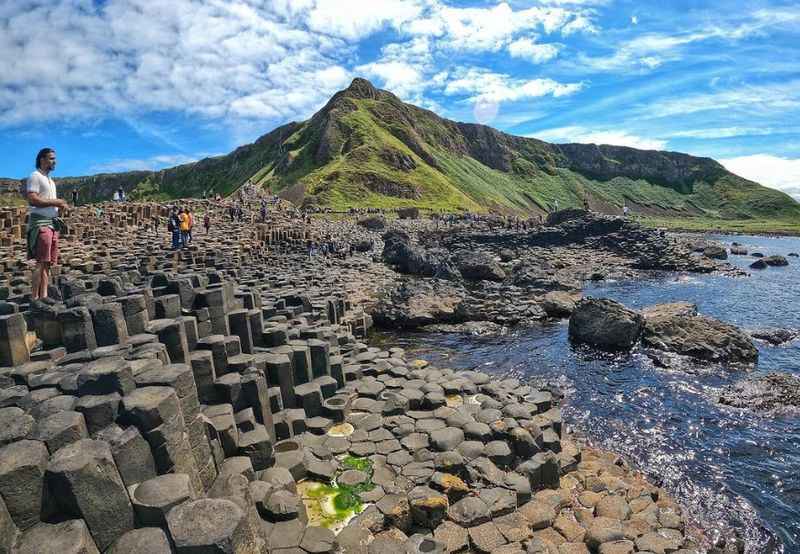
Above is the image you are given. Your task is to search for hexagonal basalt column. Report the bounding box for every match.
[46,439,135,550]
[166,498,261,553]
[0,439,50,530]
[130,473,195,527]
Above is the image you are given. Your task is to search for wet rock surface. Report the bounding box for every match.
[719,372,800,412]
[642,308,758,366]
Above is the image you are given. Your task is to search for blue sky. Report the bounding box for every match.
[1,0,799,199]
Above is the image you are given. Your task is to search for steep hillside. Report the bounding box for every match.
[2,78,798,223]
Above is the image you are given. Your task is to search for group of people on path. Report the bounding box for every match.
[167,206,209,249]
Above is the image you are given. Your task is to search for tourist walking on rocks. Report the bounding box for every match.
[623,204,629,217]
[204,212,211,234]
[71,188,78,205]
[179,208,190,247]
[186,208,194,243]
[168,207,182,249]
[26,148,68,302]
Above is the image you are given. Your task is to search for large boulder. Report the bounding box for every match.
[750,328,798,345]
[372,279,466,329]
[641,305,758,365]
[763,255,789,267]
[541,292,578,318]
[382,231,460,279]
[719,373,800,412]
[568,298,644,350]
[454,251,505,282]
[703,245,727,260]
[357,215,386,230]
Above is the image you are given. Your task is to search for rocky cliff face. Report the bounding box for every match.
[556,143,727,193]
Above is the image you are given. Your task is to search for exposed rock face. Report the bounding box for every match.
[382,231,460,279]
[372,279,466,328]
[454,251,506,282]
[511,262,580,292]
[556,143,727,193]
[703,246,728,260]
[720,373,800,412]
[545,209,589,227]
[763,255,789,267]
[641,302,698,320]
[641,305,758,365]
[750,328,798,345]
[542,292,578,318]
[358,216,386,231]
[568,298,645,350]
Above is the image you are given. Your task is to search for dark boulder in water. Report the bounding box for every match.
[720,373,800,412]
[568,297,644,350]
[641,304,758,365]
[750,259,767,270]
[750,328,798,345]
[763,255,789,267]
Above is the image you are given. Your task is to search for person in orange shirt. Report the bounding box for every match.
[179,208,190,247]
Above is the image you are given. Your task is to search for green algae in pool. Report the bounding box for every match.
[342,455,372,472]
[298,456,376,533]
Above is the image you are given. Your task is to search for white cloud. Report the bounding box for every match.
[90,153,212,173]
[669,127,776,139]
[508,38,562,63]
[443,68,582,103]
[306,0,423,41]
[577,8,800,73]
[532,125,667,150]
[646,81,800,118]
[720,155,800,200]
[404,1,596,51]
[355,61,424,98]
[0,0,364,127]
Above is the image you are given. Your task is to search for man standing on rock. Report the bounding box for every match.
[26,148,68,302]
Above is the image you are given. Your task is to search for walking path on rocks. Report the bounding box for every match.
[0,200,721,552]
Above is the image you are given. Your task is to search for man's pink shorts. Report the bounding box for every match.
[35,227,59,264]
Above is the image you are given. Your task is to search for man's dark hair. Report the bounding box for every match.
[35,148,55,169]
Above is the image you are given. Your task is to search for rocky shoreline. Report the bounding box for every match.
[0,200,788,552]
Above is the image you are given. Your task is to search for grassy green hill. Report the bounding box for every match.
[3,78,798,230]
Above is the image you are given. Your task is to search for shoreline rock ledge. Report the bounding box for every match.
[568,298,759,368]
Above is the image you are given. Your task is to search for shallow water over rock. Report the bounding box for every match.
[385,233,800,553]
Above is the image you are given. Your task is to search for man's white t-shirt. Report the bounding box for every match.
[27,170,58,218]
